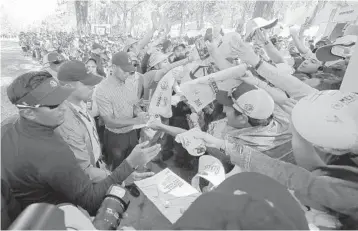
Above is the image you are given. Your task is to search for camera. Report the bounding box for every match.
[93,184,130,230]
[8,184,130,230]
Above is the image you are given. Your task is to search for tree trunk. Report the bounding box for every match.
[307,1,327,27]
[199,2,205,29]
[230,7,236,28]
[180,12,185,35]
[252,0,275,19]
[122,2,127,34]
[129,10,135,36]
[74,1,89,34]
[196,14,200,30]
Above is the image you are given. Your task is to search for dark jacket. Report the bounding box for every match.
[1,116,133,215]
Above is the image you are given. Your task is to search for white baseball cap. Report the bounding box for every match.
[216,83,275,120]
[245,17,278,41]
[316,35,356,62]
[292,90,358,150]
[191,155,226,192]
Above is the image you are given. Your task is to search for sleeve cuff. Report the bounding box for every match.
[111,160,135,184]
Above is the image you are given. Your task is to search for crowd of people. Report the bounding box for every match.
[2,11,358,230]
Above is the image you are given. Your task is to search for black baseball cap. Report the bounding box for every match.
[43,52,66,65]
[173,172,309,230]
[112,52,136,72]
[92,42,104,50]
[57,61,103,86]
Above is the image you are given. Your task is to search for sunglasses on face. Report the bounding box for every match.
[16,104,60,110]
[52,60,63,65]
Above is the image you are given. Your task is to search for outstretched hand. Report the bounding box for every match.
[231,39,260,66]
[126,141,161,169]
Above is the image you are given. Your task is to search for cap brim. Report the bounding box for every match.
[291,92,358,150]
[49,60,65,66]
[38,85,75,106]
[262,18,278,30]
[80,73,103,86]
[216,90,233,106]
[123,41,138,52]
[120,64,136,73]
[245,18,278,41]
[316,45,342,62]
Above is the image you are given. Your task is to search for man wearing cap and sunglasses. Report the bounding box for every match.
[1,71,160,215]
[42,51,66,80]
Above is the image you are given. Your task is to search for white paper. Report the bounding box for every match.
[135,168,200,224]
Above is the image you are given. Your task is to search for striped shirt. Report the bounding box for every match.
[95,74,139,134]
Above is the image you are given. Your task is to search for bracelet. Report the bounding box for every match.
[254,58,263,70]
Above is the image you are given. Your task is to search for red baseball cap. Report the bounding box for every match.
[112,52,136,72]
[57,61,103,86]
[216,82,275,120]
[43,52,66,65]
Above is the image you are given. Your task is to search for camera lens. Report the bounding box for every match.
[93,185,130,230]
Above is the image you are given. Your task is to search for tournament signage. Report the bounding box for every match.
[91,24,111,35]
[333,5,358,23]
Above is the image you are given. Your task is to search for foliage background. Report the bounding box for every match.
[1,0,356,37]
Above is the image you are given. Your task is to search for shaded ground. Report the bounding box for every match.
[1,40,42,121]
[0,40,196,229]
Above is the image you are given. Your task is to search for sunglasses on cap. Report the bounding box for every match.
[16,104,60,110]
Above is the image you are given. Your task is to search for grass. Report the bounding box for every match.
[1,40,42,122]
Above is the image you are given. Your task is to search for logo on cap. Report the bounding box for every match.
[243,104,254,114]
[50,80,58,88]
[331,103,344,110]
